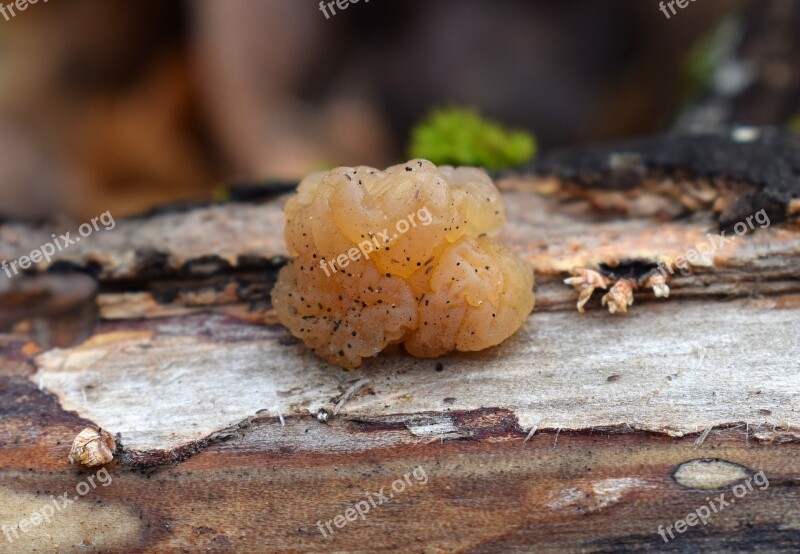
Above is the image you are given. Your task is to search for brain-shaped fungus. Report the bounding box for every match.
[271,159,535,367]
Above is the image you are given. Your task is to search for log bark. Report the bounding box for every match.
[1,131,800,552]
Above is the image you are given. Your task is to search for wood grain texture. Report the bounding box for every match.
[31,298,800,457]
[2,371,800,553]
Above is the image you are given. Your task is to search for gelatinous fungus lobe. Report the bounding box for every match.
[271,159,534,367]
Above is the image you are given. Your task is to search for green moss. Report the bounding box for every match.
[212,184,231,202]
[681,31,717,102]
[679,17,741,107]
[408,108,536,169]
[788,114,800,132]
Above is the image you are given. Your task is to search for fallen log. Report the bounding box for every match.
[1,130,799,551]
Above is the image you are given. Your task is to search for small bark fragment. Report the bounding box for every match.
[643,272,670,298]
[564,268,611,313]
[68,427,116,467]
[601,279,636,314]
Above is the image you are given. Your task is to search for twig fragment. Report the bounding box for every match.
[333,378,370,416]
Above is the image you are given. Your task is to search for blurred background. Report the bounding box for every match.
[0,0,797,221]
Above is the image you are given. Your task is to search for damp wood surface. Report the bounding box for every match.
[1,131,800,552]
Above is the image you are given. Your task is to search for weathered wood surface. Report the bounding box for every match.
[2,131,800,552]
[3,387,800,553]
[30,299,800,457]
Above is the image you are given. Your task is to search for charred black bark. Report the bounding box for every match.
[526,128,800,229]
